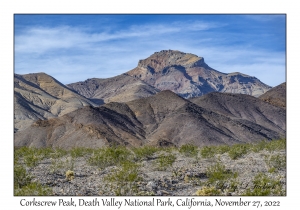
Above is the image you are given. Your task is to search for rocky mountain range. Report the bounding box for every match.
[67,74,160,105]
[14,50,285,148]
[67,50,271,105]
[14,73,96,132]
[15,89,286,149]
[126,50,271,98]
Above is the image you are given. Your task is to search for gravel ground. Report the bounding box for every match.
[21,149,286,196]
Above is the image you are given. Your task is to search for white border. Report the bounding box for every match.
[1,0,298,209]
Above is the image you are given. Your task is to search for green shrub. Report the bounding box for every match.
[200,146,216,158]
[265,154,286,172]
[70,147,93,158]
[88,145,132,169]
[50,148,68,159]
[14,164,32,189]
[104,161,141,196]
[15,182,52,196]
[155,154,176,170]
[251,139,286,153]
[179,144,198,157]
[206,162,237,183]
[243,173,282,196]
[228,144,249,160]
[132,145,160,160]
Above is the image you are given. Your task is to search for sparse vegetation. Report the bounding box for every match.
[104,161,142,195]
[179,144,198,157]
[14,139,286,196]
[243,173,283,196]
[155,154,176,170]
[265,154,286,172]
[228,144,249,160]
[200,139,286,159]
[88,145,132,169]
[132,145,160,160]
[70,147,93,159]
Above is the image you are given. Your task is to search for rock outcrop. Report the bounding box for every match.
[67,74,160,105]
[127,50,271,98]
[14,73,96,131]
[259,82,286,109]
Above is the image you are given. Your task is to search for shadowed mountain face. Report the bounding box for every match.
[259,82,286,109]
[190,92,286,135]
[126,50,271,98]
[67,74,160,105]
[14,73,96,132]
[15,90,286,149]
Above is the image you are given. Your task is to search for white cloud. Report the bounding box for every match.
[14,20,285,87]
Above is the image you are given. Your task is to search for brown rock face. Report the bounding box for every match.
[14,73,96,132]
[127,50,271,98]
[259,82,286,109]
[67,74,160,105]
[15,90,285,149]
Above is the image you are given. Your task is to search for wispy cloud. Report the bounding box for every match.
[14,16,285,87]
[244,14,286,22]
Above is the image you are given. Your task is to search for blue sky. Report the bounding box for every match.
[14,14,286,87]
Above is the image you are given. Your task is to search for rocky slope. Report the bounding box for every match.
[259,82,286,109]
[67,74,160,105]
[190,92,286,135]
[15,90,286,149]
[14,73,96,132]
[126,50,271,98]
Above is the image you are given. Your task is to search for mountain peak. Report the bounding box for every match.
[126,50,271,98]
[136,49,204,72]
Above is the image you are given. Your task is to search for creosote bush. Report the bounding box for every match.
[179,144,198,157]
[155,154,176,170]
[132,145,160,160]
[243,173,283,196]
[104,161,142,196]
[199,139,286,160]
[88,145,133,169]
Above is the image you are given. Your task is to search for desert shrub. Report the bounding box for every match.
[15,182,52,196]
[215,145,231,154]
[228,144,249,160]
[179,144,198,157]
[205,162,239,192]
[104,161,142,195]
[264,138,286,152]
[243,173,282,196]
[155,154,176,170]
[132,145,160,160]
[70,147,93,158]
[15,147,53,168]
[50,148,68,159]
[14,164,32,189]
[66,170,75,181]
[265,154,286,172]
[251,139,286,153]
[195,186,221,196]
[206,162,237,183]
[88,145,132,169]
[200,146,216,158]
